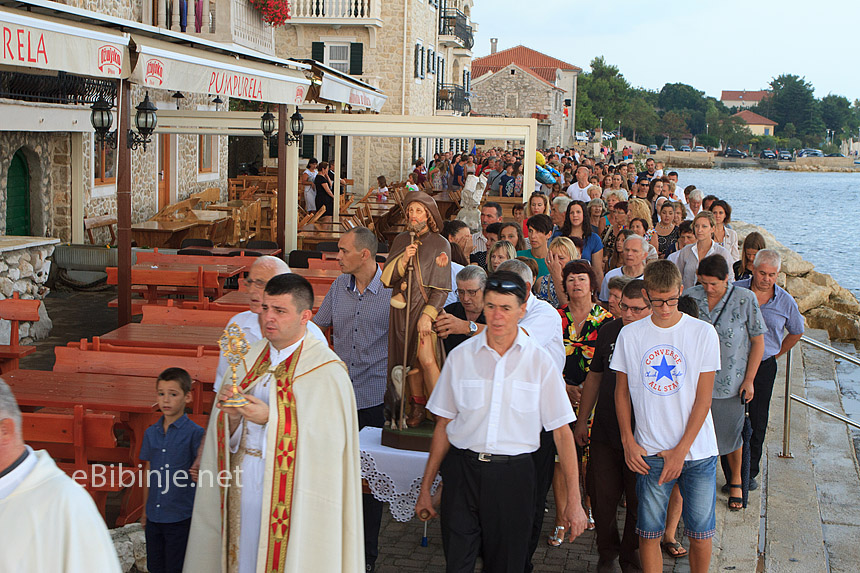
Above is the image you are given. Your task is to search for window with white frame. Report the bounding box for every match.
[326,44,350,74]
[198,135,215,173]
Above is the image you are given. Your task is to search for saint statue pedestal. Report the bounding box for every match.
[381,421,434,452]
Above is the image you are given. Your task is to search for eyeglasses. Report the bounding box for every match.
[648,296,680,307]
[244,277,268,289]
[456,288,480,298]
[619,302,650,313]
[485,278,526,299]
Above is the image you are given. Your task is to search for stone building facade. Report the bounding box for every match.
[277,0,477,191]
[469,63,564,148]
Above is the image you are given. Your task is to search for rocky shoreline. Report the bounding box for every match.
[733,221,860,341]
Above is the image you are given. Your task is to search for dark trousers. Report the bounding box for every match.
[588,440,640,568]
[358,404,385,568]
[145,518,191,573]
[440,447,536,573]
[748,356,778,479]
[526,429,556,572]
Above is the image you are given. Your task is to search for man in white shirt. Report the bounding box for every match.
[567,165,592,202]
[611,261,720,573]
[215,256,327,390]
[471,202,503,254]
[600,235,648,302]
[685,189,703,220]
[415,271,586,571]
[0,381,122,572]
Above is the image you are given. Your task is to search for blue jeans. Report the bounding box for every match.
[635,455,717,540]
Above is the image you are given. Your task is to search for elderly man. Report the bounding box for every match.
[472,201,503,254]
[599,235,649,302]
[0,380,122,571]
[415,271,586,571]
[436,265,487,355]
[381,191,451,428]
[567,165,592,202]
[735,249,804,487]
[215,256,326,390]
[685,188,704,220]
[551,195,572,232]
[313,227,391,571]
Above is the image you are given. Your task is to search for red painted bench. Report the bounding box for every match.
[0,292,40,373]
[141,301,237,328]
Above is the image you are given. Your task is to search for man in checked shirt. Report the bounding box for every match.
[313,226,391,573]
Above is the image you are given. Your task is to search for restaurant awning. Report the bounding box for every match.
[129,35,310,104]
[0,5,129,78]
[295,59,387,112]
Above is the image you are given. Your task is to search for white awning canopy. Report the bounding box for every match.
[129,35,310,104]
[0,5,129,78]
[318,72,387,112]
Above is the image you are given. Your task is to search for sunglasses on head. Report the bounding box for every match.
[485,278,526,299]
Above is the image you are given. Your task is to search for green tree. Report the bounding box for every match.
[768,74,823,137]
[574,57,631,132]
[782,122,797,139]
[622,89,659,142]
[659,111,688,142]
[820,94,852,134]
[658,83,707,114]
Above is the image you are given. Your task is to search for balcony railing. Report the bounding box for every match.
[290,0,382,25]
[155,0,274,55]
[437,83,469,114]
[438,8,473,50]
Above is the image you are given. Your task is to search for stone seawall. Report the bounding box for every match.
[733,221,860,341]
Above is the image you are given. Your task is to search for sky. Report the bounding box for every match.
[470,0,860,101]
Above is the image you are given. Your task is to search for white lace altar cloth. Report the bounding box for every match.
[359,427,441,522]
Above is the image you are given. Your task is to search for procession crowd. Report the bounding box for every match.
[0,145,806,573]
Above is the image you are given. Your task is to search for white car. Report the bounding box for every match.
[575,132,589,142]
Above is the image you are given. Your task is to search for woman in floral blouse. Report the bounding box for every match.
[548,260,613,546]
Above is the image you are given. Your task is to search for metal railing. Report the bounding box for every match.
[154,0,274,54]
[780,335,860,458]
[438,8,474,49]
[436,84,468,113]
[0,71,116,105]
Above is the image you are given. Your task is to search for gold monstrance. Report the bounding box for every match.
[219,323,250,408]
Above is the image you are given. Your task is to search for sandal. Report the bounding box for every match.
[728,484,743,512]
[547,525,565,547]
[661,540,688,558]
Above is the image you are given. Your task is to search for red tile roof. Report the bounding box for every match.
[720,90,769,103]
[732,110,778,126]
[472,45,581,81]
[472,63,565,90]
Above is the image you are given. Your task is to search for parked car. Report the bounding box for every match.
[648,144,658,154]
[759,149,777,159]
[693,145,707,153]
[797,148,824,157]
[679,145,692,152]
[662,145,676,151]
[575,131,589,142]
[826,153,845,157]
[778,149,792,160]
[724,148,748,158]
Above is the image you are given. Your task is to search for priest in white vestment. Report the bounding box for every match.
[186,273,364,572]
[0,380,121,573]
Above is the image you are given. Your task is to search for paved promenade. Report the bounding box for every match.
[20,290,860,572]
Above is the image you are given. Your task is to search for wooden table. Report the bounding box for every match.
[298,230,349,250]
[131,220,197,249]
[215,290,326,313]
[131,262,244,279]
[185,246,281,257]
[99,324,225,351]
[429,191,460,220]
[191,209,228,222]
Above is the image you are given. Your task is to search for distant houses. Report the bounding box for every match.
[720,89,769,109]
[732,110,778,137]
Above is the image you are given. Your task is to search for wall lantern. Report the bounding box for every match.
[128,92,158,151]
[90,98,116,149]
[286,110,304,146]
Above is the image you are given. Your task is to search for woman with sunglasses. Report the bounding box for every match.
[685,254,765,512]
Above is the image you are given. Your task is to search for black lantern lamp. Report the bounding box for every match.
[127,92,158,151]
[260,109,276,148]
[90,98,117,149]
[286,110,304,146]
[172,90,185,109]
[212,95,223,111]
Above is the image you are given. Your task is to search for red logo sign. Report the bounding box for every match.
[1,27,48,65]
[208,71,264,101]
[295,86,305,104]
[97,45,122,76]
[145,58,164,86]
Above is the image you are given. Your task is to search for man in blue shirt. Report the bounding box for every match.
[140,368,204,573]
[735,249,804,486]
[313,227,391,572]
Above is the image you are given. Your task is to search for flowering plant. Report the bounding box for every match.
[248,0,291,26]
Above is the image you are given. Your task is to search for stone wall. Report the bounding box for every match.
[53,0,140,21]
[733,221,860,341]
[0,242,56,344]
[110,523,148,572]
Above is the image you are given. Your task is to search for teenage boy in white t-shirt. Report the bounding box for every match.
[611,260,720,573]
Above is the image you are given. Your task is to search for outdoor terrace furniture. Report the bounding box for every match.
[0,292,40,373]
[98,323,225,352]
[140,301,236,328]
[106,265,225,305]
[130,219,198,249]
[84,214,118,246]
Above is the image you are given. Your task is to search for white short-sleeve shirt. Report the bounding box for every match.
[428,328,575,455]
[521,295,565,372]
[610,314,720,461]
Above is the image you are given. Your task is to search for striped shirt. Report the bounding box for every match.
[313,268,391,409]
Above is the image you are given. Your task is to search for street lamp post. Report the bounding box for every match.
[598,116,603,142]
[706,122,709,135]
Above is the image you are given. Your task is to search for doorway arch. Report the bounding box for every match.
[6,148,31,236]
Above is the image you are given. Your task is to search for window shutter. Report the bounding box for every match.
[466,71,471,91]
[420,46,426,79]
[349,43,363,76]
[311,42,325,63]
[300,134,315,159]
[414,44,420,78]
[428,49,434,74]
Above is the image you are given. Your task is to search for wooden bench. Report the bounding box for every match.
[70,338,220,357]
[106,266,221,305]
[141,301,236,328]
[54,346,217,413]
[0,292,40,373]
[84,214,118,245]
[21,405,127,517]
[136,250,259,272]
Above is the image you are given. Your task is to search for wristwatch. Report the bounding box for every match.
[468,321,478,336]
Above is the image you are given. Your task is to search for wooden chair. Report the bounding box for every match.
[84,214,117,245]
[151,197,201,222]
[0,293,40,373]
[208,216,234,246]
[307,205,327,224]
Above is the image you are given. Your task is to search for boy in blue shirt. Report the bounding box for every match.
[140,367,204,573]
